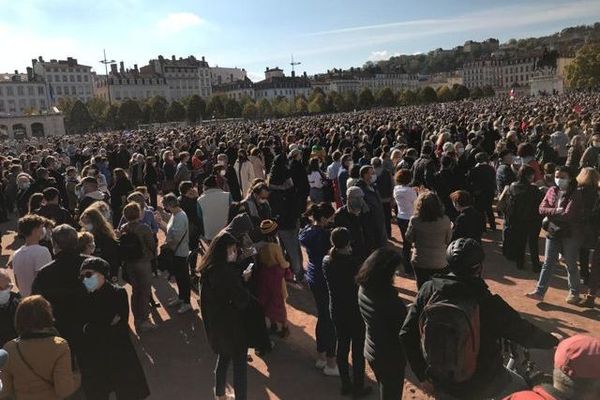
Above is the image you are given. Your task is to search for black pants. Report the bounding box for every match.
[508,222,542,270]
[214,349,247,400]
[414,266,441,289]
[369,359,405,400]
[148,185,158,210]
[173,256,191,303]
[580,248,591,281]
[308,282,336,357]
[475,194,495,229]
[382,201,392,238]
[396,218,413,274]
[334,316,366,389]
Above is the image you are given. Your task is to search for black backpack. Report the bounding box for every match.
[119,231,143,262]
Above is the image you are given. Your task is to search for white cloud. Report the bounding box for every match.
[368,50,400,61]
[156,12,205,35]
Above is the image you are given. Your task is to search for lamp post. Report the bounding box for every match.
[290,55,301,113]
[99,49,115,106]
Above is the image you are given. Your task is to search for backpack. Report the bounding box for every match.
[119,231,144,262]
[418,290,481,384]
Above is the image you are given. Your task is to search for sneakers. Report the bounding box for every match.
[177,303,193,314]
[525,291,544,302]
[167,297,183,307]
[323,365,340,377]
[565,294,582,305]
[315,359,327,369]
[582,295,596,308]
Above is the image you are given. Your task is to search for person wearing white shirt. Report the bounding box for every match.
[11,215,52,297]
[393,169,418,275]
[307,158,325,203]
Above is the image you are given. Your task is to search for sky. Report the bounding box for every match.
[1,0,599,82]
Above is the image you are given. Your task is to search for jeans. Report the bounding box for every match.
[278,228,303,279]
[535,236,581,297]
[308,281,336,357]
[126,259,153,322]
[214,350,247,400]
[172,255,191,303]
[334,317,366,389]
[396,218,413,274]
[369,359,405,400]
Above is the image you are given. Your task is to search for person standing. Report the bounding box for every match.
[307,157,325,204]
[0,269,20,347]
[80,208,121,282]
[467,152,497,231]
[197,176,232,241]
[78,257,150,400]
[356,247,407,400]
[234,149,256,197]
[174,152,191,193]
[199,232,251,400]
[155,194,192,314]
[450,190,486,243]
[109,168,134,227]
[372,158,393,239]
[393,169,418,274]
[323,228,371,397]
[12,215,53,297]
[334,187,369,263]
[356,165,388,251]
[405,191,452,288]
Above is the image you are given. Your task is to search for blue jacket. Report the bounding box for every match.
[299,224,330,287]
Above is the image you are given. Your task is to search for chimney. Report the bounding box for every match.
[38,56,43,62]
[26,67,33,81]
[303,71,307,78]
[110,63,118,75]
[119,61,125,73]
[172,55,176,61]
[14,70,18,76]
[291,70,295,78]
[202,56,205,62]
[134,64,138,71]
[32,58,37,66]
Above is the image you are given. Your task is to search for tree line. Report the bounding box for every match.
[58,84,494,134]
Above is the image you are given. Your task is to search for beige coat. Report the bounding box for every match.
[1,336,77,400]
[406,215,452,270]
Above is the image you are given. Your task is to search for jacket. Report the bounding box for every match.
[539,186,583,238]
[92,231,121,274]
[31,251,88,355]
[333,206,369,262]
[405,215,452,270]
[0,292,20,347]
[79,284,150,399]
[432,168,467,221]
[268,179,300,230]
[200,263,250,356]
[299,224,330,287]
[234,159,256,196]
[452,206,486,242]
[400,275,558,399]
[505,182,544,226]
[179,195,203,240]
[35,204,78,228]
[197,188,231,240]
[121,221,156,261]
[225,166,242,202]
[356,179,388,250]
[580,146,600,169]
[78,191,108,215]
[411,155,436,189]
[322,251,361,323]
[496,163,517,193]
[468,163,496,198]
[1,332,77,400]
[358,284,406,365]
[248,155,265,180]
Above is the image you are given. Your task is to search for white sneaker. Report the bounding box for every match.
[177,303,193,314]
[315,359,327,369]
[323,365,340,377]
[167,298,183,307]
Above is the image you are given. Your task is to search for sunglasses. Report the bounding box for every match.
[80,271,97,279]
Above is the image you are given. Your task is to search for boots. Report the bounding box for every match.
[582,295,596,308]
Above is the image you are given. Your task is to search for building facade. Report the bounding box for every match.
[31,57,94,103]
[210,67,247,86]
[0,114,65,139]
[463,56,538,89]
[254,68,311,101]
[212,78,255,101]
[0,72,48,116]
[502,57,537,88]
[94,62,169,102]
[140,55,211,100]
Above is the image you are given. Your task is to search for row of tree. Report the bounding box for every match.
[59,84,494,134]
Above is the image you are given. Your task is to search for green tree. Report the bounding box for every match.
[271,97,291,117]
[566,44,600,88]
[470,87,484,99]
[224,98,242,118]
[257,98,273,118]
[86,97,108,129]
[68,100,93,134]
[206,96,225,118]
[242,102,257,119]
[141,103,152,124]
[418,86,437,103]
[186,94,206,123]
[376,87,396,107]
[436,86,452,102]
[399,89,417,106]
[308,88,326,103]
[308,93,326,113]
[56,97,76,115]
[149,96,168,123]
[103,104,119,129]
[166,100,186,121]
[118,99,142,129]
[343,91,358,110]
[358,88,375,109]
[482,85,495,97]
[295,97,309,114]
[451,84,470,100]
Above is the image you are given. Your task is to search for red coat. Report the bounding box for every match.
[503,386,558,400]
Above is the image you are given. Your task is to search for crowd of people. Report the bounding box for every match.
[0,91,600,400]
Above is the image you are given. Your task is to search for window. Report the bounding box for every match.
[40,99,46,108]
[56,86,62,95]
[69,75,74,82]
[29,99,36,107]
[19,99,26,109]
[27,86,34,96]
[77,75,81,82]
[47,75,53,82]
[8,100,16,112]
[62,75,67,82]
[71,86,76,94]
[17,86,24,96]
[38,86,45,95]
[55,75,60,82]
[84,75,89,82]
[0,100,4,112]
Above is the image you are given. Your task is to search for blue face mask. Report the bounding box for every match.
[83,274,100,292]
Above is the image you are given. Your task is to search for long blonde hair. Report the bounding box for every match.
[576,167,600,188]
[80,207,116,240]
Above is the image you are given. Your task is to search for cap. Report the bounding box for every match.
[80,257,110,277]
[260,219,278,235]
[554,334,600,379]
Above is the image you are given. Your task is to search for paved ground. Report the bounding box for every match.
[2,215,599,400]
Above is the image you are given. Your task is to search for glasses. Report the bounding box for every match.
[80,271,97,279]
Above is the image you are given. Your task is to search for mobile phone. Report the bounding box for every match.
[244,263,255,274]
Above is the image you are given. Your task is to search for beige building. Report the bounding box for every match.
[212,78,255,101]
[254,67,311,101]
[464,56,537,89]
[140,55,212,100]
[0,72,48,115]
[0,113,65,139]
[32,56,94,103]
[94,62,169,102]
[210,67,247,86]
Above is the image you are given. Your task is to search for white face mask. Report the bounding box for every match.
[85,223,94,231]
[369,174,377,184]
[555,178,569,191]
[220,170,226,177]
[0,288,11,305]
[593,142,600,148]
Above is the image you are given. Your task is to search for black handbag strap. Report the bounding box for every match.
[16,340,54,386]
[173,228,188,253]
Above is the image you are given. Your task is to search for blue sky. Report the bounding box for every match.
[1,0,599,81]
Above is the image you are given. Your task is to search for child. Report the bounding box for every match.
[256,219,290,337]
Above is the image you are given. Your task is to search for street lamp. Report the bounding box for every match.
[290,55,301,112]
[99,49,115,106]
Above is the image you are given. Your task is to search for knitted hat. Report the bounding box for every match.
[80,257,110,277]
[260,219,278,235]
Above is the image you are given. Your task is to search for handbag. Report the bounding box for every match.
[157,229,188,272]
[541,195,571,238]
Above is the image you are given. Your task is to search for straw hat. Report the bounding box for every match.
[260,219,278,235]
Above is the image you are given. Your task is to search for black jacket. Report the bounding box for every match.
[505,182,543,226]
[496,163,517,193]
[31,251,89,355]
[322,252,361,324]
[467,164,496,198]
[433,168,467,221]
[452,207,486,242]
[92,232,121,274]
[289,159,309,212]
[358,284,407,366]
[355,180,388,250]
[179,195,203,239]
[411,155,437,189]
[16,186,36,217]
[334,206,368,262]
[80,284,149,399]
[200,262,251,356]
[0,292,20,347]
[400,275,558,398]
[35,204,78,228]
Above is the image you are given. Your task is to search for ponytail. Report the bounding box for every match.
[304,202,335,223]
